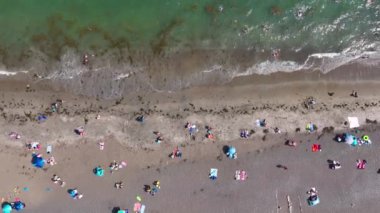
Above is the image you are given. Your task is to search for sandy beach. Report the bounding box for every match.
[1,69,380,213]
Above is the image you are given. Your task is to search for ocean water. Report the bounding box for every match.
[0,0,379,97]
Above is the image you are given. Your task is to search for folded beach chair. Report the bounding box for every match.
[209,168,218,180]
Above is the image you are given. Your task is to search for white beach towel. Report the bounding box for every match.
[209,168,218,178]
[47,145,52,154]
[348,117,359,128]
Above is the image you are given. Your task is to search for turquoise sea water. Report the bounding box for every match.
[0,0,379,96]
[0,0,378,57]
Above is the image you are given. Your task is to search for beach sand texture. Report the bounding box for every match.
[1,75,380,212]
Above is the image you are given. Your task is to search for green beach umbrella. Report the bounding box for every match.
[93,166,104,177]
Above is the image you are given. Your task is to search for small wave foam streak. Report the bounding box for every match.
[0,70,28,76]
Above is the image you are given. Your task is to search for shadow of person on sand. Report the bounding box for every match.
[222,145,229,155]
[327,159,334,169]
[112,207,121,213]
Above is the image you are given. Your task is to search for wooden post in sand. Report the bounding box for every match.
[287,195,293,213]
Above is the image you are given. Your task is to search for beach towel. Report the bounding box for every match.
[348,117,359,128]
[133,202,141,212]
[356,160,366,169]
[209,168,218,180]
[312,144,321,152]
[235,170,247,181]
[37,115,47,122]
[140,205,145,213]
[46,145,52,154]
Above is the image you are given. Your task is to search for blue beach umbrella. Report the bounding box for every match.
[13,201,25,211]
[31,154,45,168]
[227,146,236,159]
[2,202,12,213]
[68,189,76,198]
[93,167,104,177]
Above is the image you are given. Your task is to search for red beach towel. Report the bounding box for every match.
[312,144,321,152]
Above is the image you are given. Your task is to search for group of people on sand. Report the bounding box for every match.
[51,174,83,199]
[144,181,161,196]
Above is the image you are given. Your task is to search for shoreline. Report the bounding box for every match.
[1,47,379,99]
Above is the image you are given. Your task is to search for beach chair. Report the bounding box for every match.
[209,168,218,180]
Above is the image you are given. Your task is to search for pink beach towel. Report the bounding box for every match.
[357,160,366,169]
[235,170,247,181]
[133,202,141,212]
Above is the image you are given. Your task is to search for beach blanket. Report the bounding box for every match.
[312,144,321,152]
[209,168,218,180]
[348,117,359,128]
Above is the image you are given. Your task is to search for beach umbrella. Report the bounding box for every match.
[228,146,236,154]
[345,134,358,146]
[13,201,25,211]
[227,146,236,159]
[68,189,78,198]
[93,167,104,177]
[31,154,45,168]
[2,202,12,213]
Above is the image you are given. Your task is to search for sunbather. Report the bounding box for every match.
[115,182,124,189]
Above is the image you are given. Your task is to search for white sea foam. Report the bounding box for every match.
[0,70,28,76]
[231,44,380,79]
[202,65,223,73]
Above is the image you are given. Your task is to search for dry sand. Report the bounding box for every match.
[1,74,380,212]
